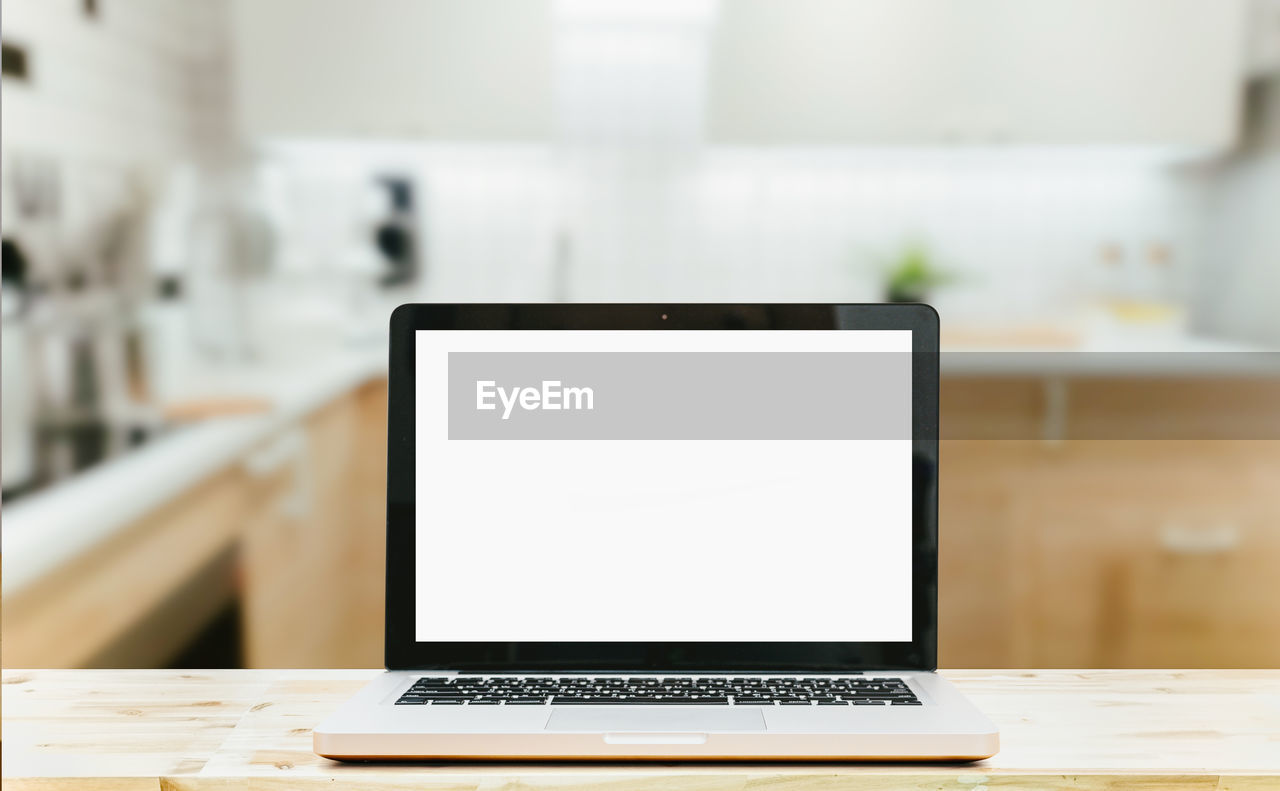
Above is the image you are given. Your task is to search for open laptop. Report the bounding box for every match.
[314,303,998,760]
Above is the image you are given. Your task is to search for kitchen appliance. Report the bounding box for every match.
[2,238,37,494]
[371,176,420,289]
[3,158,169,499]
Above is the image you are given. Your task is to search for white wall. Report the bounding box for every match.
[1,0,235,289]
[248,0,1218,327]
[557,148,1204,315]
[2,0,230,166]
[229,0,553,141]
[258,143,1205,322]
[34,0,1241,344]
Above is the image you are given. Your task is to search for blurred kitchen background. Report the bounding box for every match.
[3,0,1280,670]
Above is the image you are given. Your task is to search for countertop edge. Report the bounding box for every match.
[1,351,388,597]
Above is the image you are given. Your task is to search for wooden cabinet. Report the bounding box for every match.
[708,0,1245,147]
[2,378,389,670]
[1015,440,1280,668]
[936,439,1030,669]
[954,0,1244,146]
[938,377,1280,669]
[12,371,1275,670]
[3,469,252,668]
[230,0,553,140]
[238,378,388,668]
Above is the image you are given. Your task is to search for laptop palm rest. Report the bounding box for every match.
[545,708,766,733]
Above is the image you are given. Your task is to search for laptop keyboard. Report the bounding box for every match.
[395,676,921,706]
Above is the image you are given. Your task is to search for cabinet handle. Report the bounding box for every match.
[243,429,306,477]
[243,428,313,519]
[1159,524,1240,556]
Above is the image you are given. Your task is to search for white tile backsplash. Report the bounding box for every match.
[2,0,229,166]
[258,143,1213,316]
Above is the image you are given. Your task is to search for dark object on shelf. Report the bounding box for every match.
[157,274,183,301]
[2,40,29,81]
[373,176,421,288]
[3,237,29,292]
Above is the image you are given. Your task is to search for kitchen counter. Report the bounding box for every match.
[5,325,1276,598]
[1,345,387,597]
[8,332,1277,596]
[3,669,1278,789]
[940,332,1280,377]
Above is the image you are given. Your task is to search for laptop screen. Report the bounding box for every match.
[414,328,914,644]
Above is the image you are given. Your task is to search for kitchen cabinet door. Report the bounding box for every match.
[708,0,1245,147]
[3,470,251,668]
[239,452,322,668]
[936,439,1035,668]
[238,379,388,668]
[960,0,1245,147]
[1014,439,1280,668]
[230,0,553,140]
[1120,512,1280,667]
[937,379,1280,668]
[708,0,962,145]
[319,379,388,669]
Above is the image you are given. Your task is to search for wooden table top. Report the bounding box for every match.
[3,669,1279,790]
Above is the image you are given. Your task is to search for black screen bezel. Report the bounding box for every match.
[384,303,938,672]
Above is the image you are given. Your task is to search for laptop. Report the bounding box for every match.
[314,303,999,761]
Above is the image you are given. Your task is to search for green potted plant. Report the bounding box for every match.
[881,242,954,303]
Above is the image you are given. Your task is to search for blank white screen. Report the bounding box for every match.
[414,329,914,642]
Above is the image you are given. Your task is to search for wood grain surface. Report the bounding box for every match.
[3,670,1279,790]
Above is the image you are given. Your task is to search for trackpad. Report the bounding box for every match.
[545,707,765,732]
